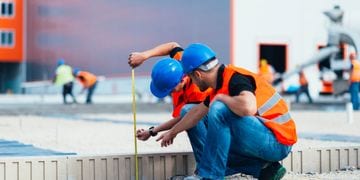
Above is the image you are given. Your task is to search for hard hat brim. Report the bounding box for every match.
[150,81,171,98]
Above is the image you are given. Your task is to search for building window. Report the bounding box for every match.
[0,1,14,17]
[0,30,15,47]
[8,2,13,16]
[1,2,6,16]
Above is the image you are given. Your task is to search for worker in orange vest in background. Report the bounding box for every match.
[295,70,313,103]
[349,53,360,110]
[73,69,98,104]
[258,59,275,84]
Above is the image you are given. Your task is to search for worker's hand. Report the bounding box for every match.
[156,130,177,147]
[136,129,151,141]
[128,52,147,68]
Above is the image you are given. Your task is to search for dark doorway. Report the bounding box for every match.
[258,44,287,73]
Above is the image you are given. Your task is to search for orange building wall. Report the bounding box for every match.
[0,0,23,62]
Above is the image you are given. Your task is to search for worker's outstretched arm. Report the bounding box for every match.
[128,42,180,68]
[212,91,257,117]
[136,116,181,141]
[156,103,208,147]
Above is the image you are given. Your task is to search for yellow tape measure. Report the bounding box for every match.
[131,69,139,180]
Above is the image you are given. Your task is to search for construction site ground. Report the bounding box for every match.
[0,95,359,179]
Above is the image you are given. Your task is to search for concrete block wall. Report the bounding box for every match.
[0,147,359,180]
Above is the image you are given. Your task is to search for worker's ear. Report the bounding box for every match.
[193,70,202,79]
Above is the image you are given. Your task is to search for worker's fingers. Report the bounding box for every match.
[156,134,164,142]
[136,129,144,134]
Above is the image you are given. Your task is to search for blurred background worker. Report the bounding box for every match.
[349,53,360,110]
[73,69,98,104]
[53,59,77,104]
[258,59,276,84]
[295,70,313,103]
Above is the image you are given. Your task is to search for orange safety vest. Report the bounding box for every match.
[350,60,360,82]
[259,64,274,83]
[209,65,297,145]
[171,76,211,117]
[299,71,308,86]
[77,71,97,88]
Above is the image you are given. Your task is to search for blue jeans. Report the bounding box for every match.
[86,81,97,104]
[183,101,291,179]
[349,82,360,110]
[180,104,208,168]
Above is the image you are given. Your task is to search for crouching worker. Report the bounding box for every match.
[128,42,211,171]
[135,58,211,172]
[158,43,297,180]
[73,69,98,104]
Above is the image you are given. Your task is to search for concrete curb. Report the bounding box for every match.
[0,146,358,179]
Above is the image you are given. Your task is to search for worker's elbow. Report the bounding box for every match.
[169,42,181,48]
[243,107,257,116]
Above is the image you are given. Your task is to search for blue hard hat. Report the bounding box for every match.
[181,43,216,74]
[57,58,65,66]
[73,68,80,75]
[150,58,184,98]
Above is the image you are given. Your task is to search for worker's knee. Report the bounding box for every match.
[209,101,229,114]
[208,100,232,122]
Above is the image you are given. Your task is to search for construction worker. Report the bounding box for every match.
[295,70,313,103]
[73,69,98,104]
[158,43,297,180]
[349,53,360,110]
[259,59,275,84]
[128,42,211,169]
[53,58,77,104]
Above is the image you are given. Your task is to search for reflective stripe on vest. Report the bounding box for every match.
[258,92,282,116]
[258,112,291,124]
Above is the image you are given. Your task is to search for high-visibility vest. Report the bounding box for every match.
[209,65,297,145]
[77,71,97,88]
[299,71,308,86]
[350,60,360,82]
[171,76,211,118]
[55,65,74,86]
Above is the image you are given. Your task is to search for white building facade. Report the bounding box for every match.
[232,0,360,97]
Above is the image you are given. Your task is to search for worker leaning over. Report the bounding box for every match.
[128,42,211,169]
[349,53,360,110]
[158,43,297,180]
[53,58,77,104]
[73,69,98,104]
[258,59,276,84]
[295,69,313,103]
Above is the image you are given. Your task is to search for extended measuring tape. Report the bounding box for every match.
[131,69,139,180]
